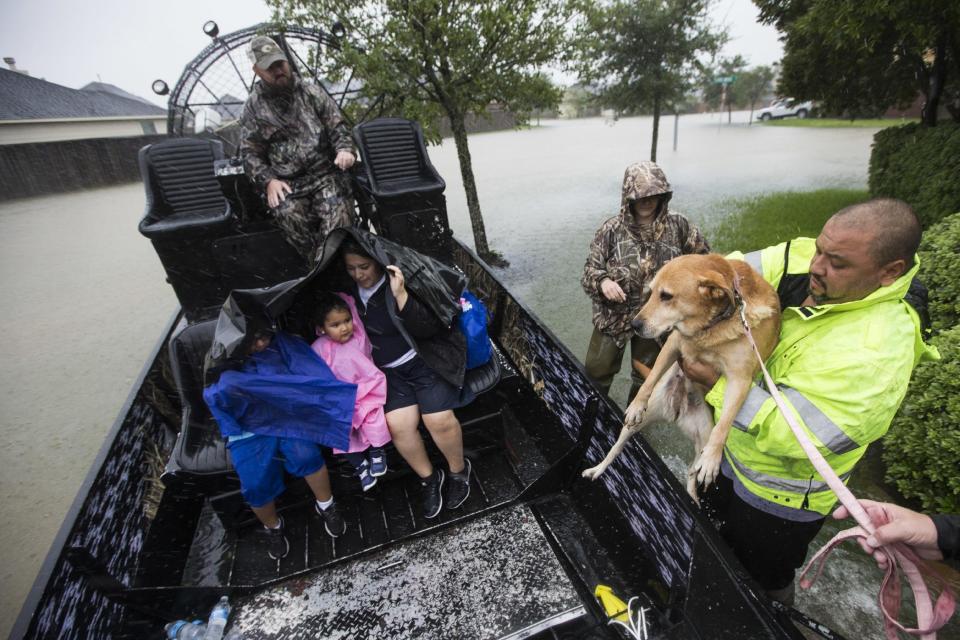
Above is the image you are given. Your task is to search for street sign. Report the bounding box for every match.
[714,75,736,84]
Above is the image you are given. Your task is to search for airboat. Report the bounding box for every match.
[12,21,832,640]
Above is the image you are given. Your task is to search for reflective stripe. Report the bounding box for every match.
[733,385,770,431]
[726,448,851,494]
[743,250,763,274]
[780,386,860,455]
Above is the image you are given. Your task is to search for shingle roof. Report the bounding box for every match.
[0,68,166,120]
[80,81,158,106]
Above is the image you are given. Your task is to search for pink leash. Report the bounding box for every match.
[732,281,956,639]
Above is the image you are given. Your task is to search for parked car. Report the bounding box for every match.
[758,98,813,120]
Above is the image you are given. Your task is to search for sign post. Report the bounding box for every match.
[714,75,736,126]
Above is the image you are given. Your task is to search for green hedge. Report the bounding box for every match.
[918,212,960,332]
[883,326,960,513]
[869,122,960,228]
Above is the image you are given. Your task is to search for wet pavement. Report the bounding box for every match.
[5,112,948,639]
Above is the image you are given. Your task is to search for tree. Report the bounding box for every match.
[701,55,748,122]
[738,65,775,124]
[270,0,577,266]
[576,0,726,161]
[753,0,960,126]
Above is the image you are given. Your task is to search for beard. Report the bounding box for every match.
[808,276,830,305]
[263,75,294,98]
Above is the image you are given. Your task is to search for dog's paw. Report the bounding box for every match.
[694,445,723,488]
[581,465,604,481]
[623,401,647,427]
[685,471,702,505]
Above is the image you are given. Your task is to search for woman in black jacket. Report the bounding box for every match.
[340,239,473,519]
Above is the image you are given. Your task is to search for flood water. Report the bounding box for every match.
[2,111,951,638]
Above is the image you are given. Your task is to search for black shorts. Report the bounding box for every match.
[383,356,474,415]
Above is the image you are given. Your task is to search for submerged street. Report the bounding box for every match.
[1,111,905,637]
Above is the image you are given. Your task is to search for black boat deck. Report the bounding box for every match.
[174,384,535,589]
[130,370,650,639]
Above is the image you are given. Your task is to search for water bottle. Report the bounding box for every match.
[165,620,206,640]
[203,596,231,640]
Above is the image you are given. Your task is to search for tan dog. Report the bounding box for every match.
[582,253,781,500]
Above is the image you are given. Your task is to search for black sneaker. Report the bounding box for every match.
[420,469,445,519]
[315,501,347,538]
[445,459,472,510]
[263,516,290,560]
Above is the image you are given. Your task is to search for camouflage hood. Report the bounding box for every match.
[582,161,709,345]
[619,161,673,224]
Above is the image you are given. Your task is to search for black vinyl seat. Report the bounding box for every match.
[464,342,503,397]
[352,118,453,260]
[138,138,234,239]
[353,118,446,198]
[162,320,232,486]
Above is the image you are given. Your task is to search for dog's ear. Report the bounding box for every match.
[697,270,732,300]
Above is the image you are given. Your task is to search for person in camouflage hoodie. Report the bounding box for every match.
[240,36,358,263]
[581,161,710,402]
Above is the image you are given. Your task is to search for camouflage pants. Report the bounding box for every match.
[584,327,661,404]
[272,175,356,263]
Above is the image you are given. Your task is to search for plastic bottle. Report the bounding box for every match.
[164,620,207,640]
[203,596,231,640]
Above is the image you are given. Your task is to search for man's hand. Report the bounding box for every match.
[335,150,356,171]
[266,179,292,209]
[386,265,408,310]
[680,356,721,388]
[600,278,627,303]
[833,500,943,570]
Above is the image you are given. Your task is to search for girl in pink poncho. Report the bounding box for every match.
[311,292,391,491]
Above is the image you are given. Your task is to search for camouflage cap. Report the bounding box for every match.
[247,36,287,70]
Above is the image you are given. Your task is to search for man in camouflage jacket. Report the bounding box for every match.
[240,36,357,263]
[581,161,710,402]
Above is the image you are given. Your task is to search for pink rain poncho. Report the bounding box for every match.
[311,293,391,454]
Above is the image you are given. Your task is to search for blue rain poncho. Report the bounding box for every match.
[203,331,357,450]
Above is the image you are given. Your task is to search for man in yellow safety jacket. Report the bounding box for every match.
[682,198,939,604]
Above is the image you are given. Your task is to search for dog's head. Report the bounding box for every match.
[631,254,737,339]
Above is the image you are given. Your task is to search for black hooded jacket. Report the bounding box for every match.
[205,227,468,388]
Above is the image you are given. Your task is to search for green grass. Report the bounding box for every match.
[761,117,917,128]
[709,189,870,254]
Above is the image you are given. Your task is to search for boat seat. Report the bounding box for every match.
[351,118,453,260]
[162,319,233,486]
[464,341,502,396]
[138,138,234,239]
[353,118,446,199]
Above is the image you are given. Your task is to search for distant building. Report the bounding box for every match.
[0,66,167,145]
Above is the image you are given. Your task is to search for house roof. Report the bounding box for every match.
[80,81,158,106]
[0,68,165,121]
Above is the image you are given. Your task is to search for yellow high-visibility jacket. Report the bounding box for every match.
[706,238,939,516]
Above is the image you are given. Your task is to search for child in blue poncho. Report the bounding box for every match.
[203,328,359,561]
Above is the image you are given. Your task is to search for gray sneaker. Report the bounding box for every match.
[315,501,347,538]
[263,516,290,560]
[445,459,472,510]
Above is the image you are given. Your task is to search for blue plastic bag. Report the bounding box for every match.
[459,290,492,369]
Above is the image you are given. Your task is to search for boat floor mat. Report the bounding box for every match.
[227,504,585,639]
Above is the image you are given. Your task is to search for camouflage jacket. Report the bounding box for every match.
[239,77,356,196]
[581,161,710,346]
